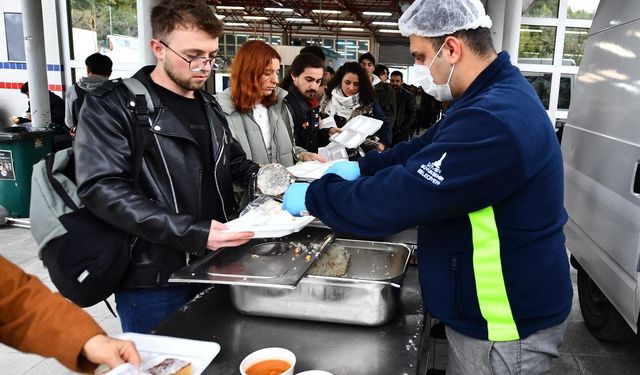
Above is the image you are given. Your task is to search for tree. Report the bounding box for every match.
[71,0,137,48]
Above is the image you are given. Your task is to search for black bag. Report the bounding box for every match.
[32,78,153,308]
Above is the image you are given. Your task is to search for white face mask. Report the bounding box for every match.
[415,43,455,102]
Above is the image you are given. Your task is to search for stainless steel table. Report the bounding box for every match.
[153,264,429,375]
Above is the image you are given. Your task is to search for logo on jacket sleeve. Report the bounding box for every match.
[418,152,447,185]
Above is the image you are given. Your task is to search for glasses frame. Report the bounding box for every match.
[159,40,226,72]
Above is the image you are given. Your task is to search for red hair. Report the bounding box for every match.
[230,40,282,113]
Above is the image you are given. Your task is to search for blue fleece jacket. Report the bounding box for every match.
[305,52,572,341]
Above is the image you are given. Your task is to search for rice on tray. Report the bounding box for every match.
[307,244,350,277]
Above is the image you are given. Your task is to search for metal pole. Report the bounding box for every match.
[21,0,50,128]
[502,0,523,65]
[56,0,73,96]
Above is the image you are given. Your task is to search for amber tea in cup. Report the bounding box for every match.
[246,359,291,375]
[239,347,296,375]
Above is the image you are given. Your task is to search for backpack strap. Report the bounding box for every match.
[123,78,155,114]
[45,152,80,211]
[122,77,153,184]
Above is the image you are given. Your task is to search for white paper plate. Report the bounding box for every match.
[103,333,220,375]
[329,115,383,148]
[223,198,315,238]
[287,161,339,180]
[224,215,315,238]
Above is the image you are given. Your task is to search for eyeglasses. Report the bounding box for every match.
[159,40,226,72]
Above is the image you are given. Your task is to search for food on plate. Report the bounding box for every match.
[246,359,291,375]
[226,197,299,232]
[307,244,350,277]
[146,358,192,375]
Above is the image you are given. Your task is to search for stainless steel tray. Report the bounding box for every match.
[230,239,412,326]
[169,228,334,288]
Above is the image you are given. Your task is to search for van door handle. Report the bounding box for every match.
[633,162,640,194]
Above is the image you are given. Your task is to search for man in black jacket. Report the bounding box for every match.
[359,53,396,142]
[13,82,70,150]
[390,71,417,145]
[283,53,326,153]
[74,0,259,333]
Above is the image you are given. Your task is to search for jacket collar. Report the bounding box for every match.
[132,66,226,150]
[447,51,511,113]
[216,86,289,116]
[286,83,311,109]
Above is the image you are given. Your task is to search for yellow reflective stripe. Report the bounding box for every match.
[469,207,520,341]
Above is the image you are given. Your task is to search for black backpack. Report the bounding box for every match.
[30,78,154,309]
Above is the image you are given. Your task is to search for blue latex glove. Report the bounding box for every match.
[282,182,310,216]
[323,161,361,181]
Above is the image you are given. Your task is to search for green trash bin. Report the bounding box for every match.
[0,126,53,218]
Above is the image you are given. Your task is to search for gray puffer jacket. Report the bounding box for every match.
[216,87,300,167]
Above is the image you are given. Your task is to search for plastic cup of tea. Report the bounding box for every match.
[240,347,296,375]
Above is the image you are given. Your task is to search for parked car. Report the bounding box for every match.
[561,0,640,341]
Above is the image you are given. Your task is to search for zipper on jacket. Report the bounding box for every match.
[451,257,465,317]
[153,132,189,265]
[213,129,229,222]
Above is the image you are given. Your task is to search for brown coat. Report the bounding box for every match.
[0,256,104,372]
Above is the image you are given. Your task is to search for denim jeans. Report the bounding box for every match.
[445,321,567,375]
[115,285,204,333]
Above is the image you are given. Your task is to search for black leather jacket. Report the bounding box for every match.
[74,66,259,289]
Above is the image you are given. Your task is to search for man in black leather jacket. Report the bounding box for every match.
[74,0,259,333]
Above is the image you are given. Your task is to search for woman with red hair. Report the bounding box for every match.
[216,41,324,171]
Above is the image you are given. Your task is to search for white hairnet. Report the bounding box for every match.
[398,0,492,38]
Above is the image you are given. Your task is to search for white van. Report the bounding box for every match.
[519,58,576,133]
[101,34,139,63]
[562,0,640,341]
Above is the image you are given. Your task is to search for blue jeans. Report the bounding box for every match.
[445,321,567,375]
[115,285,203,333]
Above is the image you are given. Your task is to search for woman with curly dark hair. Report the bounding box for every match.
[320,62,392,154]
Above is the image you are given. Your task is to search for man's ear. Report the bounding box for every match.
[150,39,164,60]
[443,36,463,65]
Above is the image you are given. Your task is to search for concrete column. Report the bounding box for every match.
[502,0,523,64]
[137,0,160,65]
[486,0,506,52]
[21,0,50,128]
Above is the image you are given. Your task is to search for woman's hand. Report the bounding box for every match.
[328,127,342,135]
[82,334,140,369]
[297,151,328,163]
[376,143,386,152]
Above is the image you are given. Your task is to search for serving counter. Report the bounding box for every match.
[154,264,429,374]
